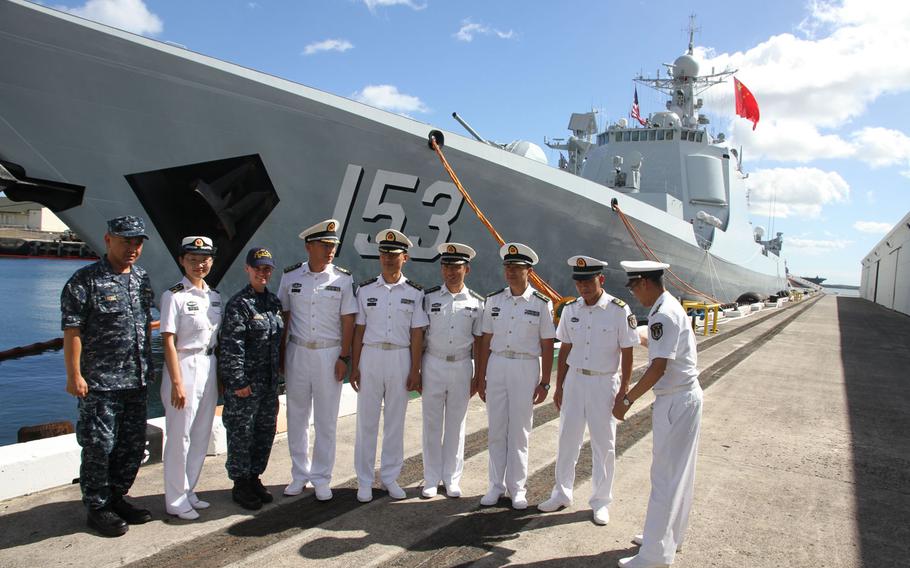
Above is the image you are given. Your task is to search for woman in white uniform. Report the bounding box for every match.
[160,236,222,520]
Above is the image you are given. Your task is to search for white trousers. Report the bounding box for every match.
[549,368,620,509]
[285,343,342,487]
[421,354,472,487]
[354,346,411,487]
[485,354,539,500]
[161,351,217,514]
[639,383,703,565]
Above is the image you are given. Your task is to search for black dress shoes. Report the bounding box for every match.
[110,496,153,524]
[87,506,128,537]
[232,479,263,510]
[251,478,274,503]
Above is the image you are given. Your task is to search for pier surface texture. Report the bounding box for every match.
[1,296,907,567]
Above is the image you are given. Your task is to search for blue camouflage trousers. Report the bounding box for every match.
[223,383,278,481]
[76,387,148,510]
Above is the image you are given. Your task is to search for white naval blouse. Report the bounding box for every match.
[481,286,556,356]
[647,290,699,390]
[278,262,358,343]
[556,291,640,374]
[355,275,429,347]
[159,276,222,351]
[424,284,484,355]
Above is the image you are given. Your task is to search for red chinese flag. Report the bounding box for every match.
[734,77,760,130]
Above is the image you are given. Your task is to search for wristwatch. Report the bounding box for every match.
[623,395,632,407]
[338,355,352,365]
[539,383,551,391]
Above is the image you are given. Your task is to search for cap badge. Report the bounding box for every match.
[508,245,518,255]
[194,238,204,247]
[327,222,336,232]
[447,244,456,253]
[254,249,272,259]
[386,231,395,241]
[576,258,586,267]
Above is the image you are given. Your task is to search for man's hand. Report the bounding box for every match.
[477,377,487,402]
[613,388,627,411]
[334,359,348,382]
[350,369,361,392]
[170,382,187,409]
[470,374,480,398]
[533,383,549,405]
[235,385,252,398]
[612,396,629,421]
[406,369,422,393]
[66,374,89,398]
[553,385,563,411]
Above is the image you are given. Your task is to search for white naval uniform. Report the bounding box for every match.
[159,277,222,515]
[550,292,639,509]
[421,284,484,489]
[278,262,357,489]
[638,290,703,565]
[354,275,429,488]
[481,286,556,500]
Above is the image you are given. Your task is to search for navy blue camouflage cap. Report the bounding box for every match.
[107,215,148,239]
[246,247,276,268]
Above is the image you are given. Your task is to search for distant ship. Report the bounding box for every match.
[803,276,827,286]
[0,0,787,312]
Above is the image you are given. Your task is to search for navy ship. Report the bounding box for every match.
[0,0,786,310]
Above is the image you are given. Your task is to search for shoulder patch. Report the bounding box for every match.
[359,276,378,287]
[425,285,441,294]
[532,290,550,303]
[334,265,351,275]
[284,262,302,273]
[168,283,184,293]
[611,297,627,308]
[487,288,505,298]
[406,280,423,291]
[469,289,484,301]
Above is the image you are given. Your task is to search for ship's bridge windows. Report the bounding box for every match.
[615,132,623,143]
[666,130,675,140]
[623,131,631,142]
[649,130,657,141]
[688,131,697,142]
[657,130,665,141]
[696,132,704,143]
[632,131,640,141]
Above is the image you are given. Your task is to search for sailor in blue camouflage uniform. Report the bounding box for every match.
[61,215,154,537]
[219,247,284,510]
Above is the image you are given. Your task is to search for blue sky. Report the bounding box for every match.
[45,0,910,285]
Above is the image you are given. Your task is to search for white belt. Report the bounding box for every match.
[574,367,611,376]
[178,346,216,356]
[494,350,537,360]
[366,342,408,351]
[289,336,341,350]
[653,380,699,396]
[425,347,472,362]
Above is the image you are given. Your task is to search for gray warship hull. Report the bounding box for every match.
[0,0,785,312]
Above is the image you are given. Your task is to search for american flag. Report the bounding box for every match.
[631,87,646,126]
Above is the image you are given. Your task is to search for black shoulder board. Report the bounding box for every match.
[284,262,302,273]
[169,282,184,293]
[469,289,484,301]
[487,288,505,298]
[611,297,627,308]
[564,297,579,305]
[406,280,423,291]
[334,265,351,275]
[212,288,220,295]
[532,290,550,303]
[359,276,378,287]
[425,285,441,294]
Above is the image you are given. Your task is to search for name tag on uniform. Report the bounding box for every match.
[401,298,414,305]
[367,297,378,307]
[252,313,265,320]
[325,285,341,292]
[430,308,441,313]
[105,295,118,302]
[524,309,540,317]
[290,289,301,293]
[491,307,500,317]
[186,300,199,312]
[212,301,221,307]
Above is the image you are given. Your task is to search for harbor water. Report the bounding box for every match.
[0,257,167,446]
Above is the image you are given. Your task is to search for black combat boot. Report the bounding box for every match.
[251,477,274,503]
[232,479,263,510]
[87,506,129,537]
[110,496,152,524]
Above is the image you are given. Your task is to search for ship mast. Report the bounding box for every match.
[633,15,735,129]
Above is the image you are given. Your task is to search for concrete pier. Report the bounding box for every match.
[1,295,907,567]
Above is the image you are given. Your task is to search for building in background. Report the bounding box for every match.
[0,197,69,233]
[860,210,910,317]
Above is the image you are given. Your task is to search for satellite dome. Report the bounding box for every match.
[504,140,548,164]
[673,54,699,79]
[650,111,681,128]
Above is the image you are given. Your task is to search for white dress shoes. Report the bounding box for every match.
[592,506,610,525]
[283,479,307,496]
[537,496,571,513]
[356,486,373,503]
[188,493,210,510]
[511,495,528,510]
[168,508,200,521]
[444,484,461,498]
[617,554,669,568]
[632,534,682,552]
[480,489,503,506]
[421,485,438,498]
[314,484,333,501]
[383,482,407,500]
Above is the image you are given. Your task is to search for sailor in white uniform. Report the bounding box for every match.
[538,256,639,524]
[614,260,703,568]
[420,243,484,498]
[278,219,357,501]
[476,243,556,510]
[159,236,221,520]
[351,229,429,502]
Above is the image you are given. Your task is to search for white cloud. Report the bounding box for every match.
[786,237,852,255]
[695,0,910,163]
[58,0,163,36]
[454,19,514,42]
[353,84,428,115]
[363,0,426,11]
[303,39,354,56]
[853,220,893,233]
[747,167,850,218]
[851,127,910,168]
